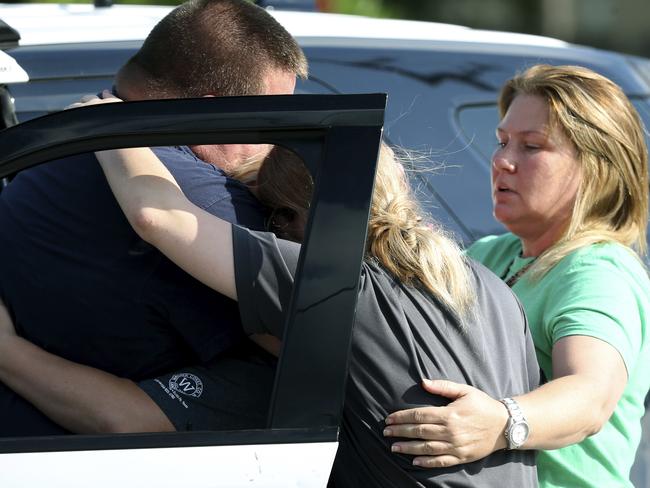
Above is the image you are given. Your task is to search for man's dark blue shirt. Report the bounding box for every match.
[0,146,267,436]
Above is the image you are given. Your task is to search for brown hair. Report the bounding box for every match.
[499,64,649,277]
[122,0,308,98]
[254,144,475,320]
[255,146,312,242]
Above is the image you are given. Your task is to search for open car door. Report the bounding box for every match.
[0,92,385,487]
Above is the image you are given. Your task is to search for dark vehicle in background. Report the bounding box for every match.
[0,2,649,486]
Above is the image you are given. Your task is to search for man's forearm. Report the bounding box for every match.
[0,336,174,434]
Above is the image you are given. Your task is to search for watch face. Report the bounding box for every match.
[511,423,530,446]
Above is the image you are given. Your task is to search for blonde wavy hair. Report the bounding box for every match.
[251,143,475,321]
[499,64,649,278]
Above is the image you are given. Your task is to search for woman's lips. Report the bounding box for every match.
[494,186,517,201]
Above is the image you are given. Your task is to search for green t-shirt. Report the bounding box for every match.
[468,233,650,488]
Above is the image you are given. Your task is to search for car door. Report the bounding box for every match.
[0,91,385,487]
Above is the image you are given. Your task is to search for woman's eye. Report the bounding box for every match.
[524,144,540,150]
[496,141,506,148]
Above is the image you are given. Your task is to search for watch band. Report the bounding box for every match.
[499,397,529,449]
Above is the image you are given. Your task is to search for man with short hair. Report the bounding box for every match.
[0,0,307,436]
[115,0,306,169]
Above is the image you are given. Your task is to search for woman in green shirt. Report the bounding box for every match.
[384,64,650,487]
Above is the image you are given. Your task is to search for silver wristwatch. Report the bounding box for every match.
[499,397,529,449]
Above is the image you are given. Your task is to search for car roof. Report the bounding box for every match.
[1,2,570,48]
[0,3,172,45]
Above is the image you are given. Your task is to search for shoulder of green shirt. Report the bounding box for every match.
[466,233,519,259]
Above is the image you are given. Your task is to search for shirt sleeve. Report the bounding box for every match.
[232,225,301,338]
[544,255,643,374]
[153,146,267,230]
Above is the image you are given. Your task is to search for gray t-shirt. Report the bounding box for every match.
[233,226,539,487]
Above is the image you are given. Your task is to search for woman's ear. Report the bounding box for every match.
[268,208,304,243]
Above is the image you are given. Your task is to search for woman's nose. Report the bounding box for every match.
[492,154,516,173]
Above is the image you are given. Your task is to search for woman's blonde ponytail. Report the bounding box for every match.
[255,143,476,321]
[368,145,475,320]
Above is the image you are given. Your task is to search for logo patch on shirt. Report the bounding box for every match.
[169,373,204,398]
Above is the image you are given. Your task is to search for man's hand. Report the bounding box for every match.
[65,90,123,110]
[0,299,16,337]
[383,379,509,468]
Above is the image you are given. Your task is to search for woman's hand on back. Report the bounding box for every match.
[383,379,509,468]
